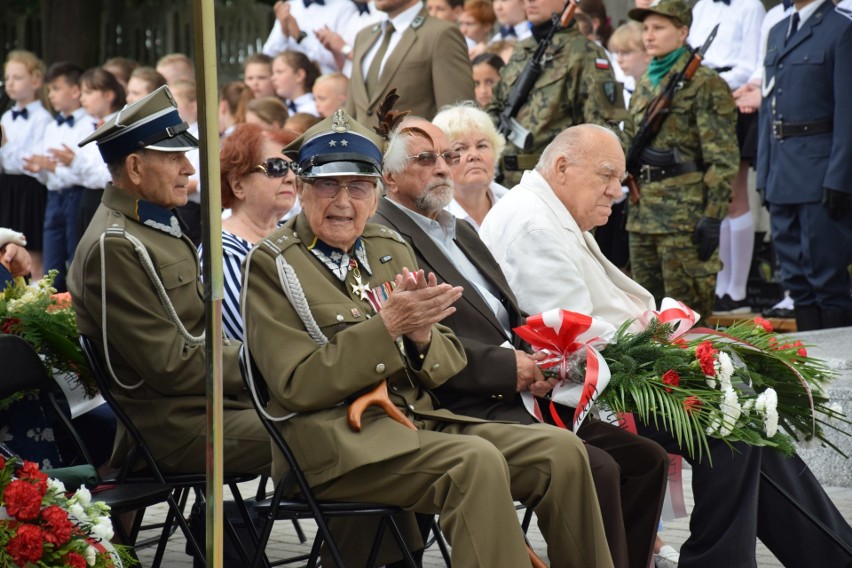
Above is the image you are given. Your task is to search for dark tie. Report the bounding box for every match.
[56,114,75,128]
[11,108,28,121]
[303,0,325,7]
[786,12,800,44]
[712,0,731,4]
[365,22,395,97]
[499,25,517,38]
[287,100,298,113]
[354,1,370,15]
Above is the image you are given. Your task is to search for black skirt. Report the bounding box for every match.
[0,173,48,250]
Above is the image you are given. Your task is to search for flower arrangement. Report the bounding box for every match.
[1,271,96,409]
[515,302,848,461]
[0,455,132,567]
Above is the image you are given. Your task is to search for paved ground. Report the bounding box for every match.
[133,466,852,567]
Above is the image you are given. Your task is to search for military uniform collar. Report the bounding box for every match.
[102,183,183,238]
[294,213,373,281]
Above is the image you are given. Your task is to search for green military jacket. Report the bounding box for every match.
[68,184,248,466]
[626,50,738,234]
[243,213,477,484]
[487,25,630,186]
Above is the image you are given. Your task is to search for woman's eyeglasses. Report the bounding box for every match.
[252,157,292,178]
[405,151,461,167]
[305,178,377,200]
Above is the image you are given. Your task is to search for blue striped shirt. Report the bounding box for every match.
[198,230,252,341]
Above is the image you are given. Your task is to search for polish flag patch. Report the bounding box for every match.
[595,58,610,69]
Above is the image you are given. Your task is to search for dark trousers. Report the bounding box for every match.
[42,186,84,292]
[546,408,669,568]
[637,419,852,567]
[77,188,104,240]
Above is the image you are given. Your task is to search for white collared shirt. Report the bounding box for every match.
[0,100,52,176]
[489,21,532,44]
[76,112,115,190]
[340,1,385,77]
[287,92,320,116]
[795,0,829,29]
[36,107,98,190]
[748,3,791,85]
[444,182,508,231]
[262,0,360,73]
[688,0,766,90]
[360,1,423,82]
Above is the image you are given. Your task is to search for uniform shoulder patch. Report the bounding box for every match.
[595,57,610,70]
[363,223,404,243]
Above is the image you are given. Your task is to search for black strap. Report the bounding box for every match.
[772,119,833,140]
[638,160,702,183]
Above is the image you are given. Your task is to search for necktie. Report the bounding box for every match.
[786,12,800,44]
[499,25,517,38]
[712,0,731,4]
[287,100,298,113]
[354,1,370,15]
[365,22,395,97]
[11,108,28,121]
[56,114,75,128]
[303,0,325,7]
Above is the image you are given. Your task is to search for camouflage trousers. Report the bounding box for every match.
[628,231,721,321]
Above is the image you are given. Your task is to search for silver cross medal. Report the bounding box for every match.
[351,272,371,300]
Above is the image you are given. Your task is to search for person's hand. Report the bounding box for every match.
[733,83,761,113]
[529,377,559,398]
[692,217,722,261]
[2,243,32,277]
[515,350,544,392]
[380,268,463,348]
[274,1,302,39]
[315,26,346,54]
[49,144,76,167]
[22,154,56,173]
[823,189,850,220]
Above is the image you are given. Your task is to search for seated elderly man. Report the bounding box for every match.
[241,109,613,568]
[68,87,271,475]
[371,115,667,568]
[481,124,852,568]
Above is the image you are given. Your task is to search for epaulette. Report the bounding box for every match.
[363,223,405,243]
[262,226,301,256]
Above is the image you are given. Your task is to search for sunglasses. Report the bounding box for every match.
[252,157,292,178]
[305,178,377,200]
[406,151,461,167]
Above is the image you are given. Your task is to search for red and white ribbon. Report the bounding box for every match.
[641,297,701,340]
[514,309,615,432]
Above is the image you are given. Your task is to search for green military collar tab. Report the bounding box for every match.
[628,0,692,28]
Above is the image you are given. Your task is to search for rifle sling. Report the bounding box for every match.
[638,159,702,184]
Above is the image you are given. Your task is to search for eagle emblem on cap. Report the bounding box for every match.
[331,109,351,133]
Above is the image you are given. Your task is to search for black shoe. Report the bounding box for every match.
[761,307,794,319]
[714,294,752,315]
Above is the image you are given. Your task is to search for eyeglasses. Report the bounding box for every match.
[252,157,292,178]
[406,151,461,167]
[305,178,377,200]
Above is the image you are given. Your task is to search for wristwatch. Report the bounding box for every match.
[340,44,353,57]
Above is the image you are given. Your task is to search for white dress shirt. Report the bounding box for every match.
[0,100,52,176]
[479,169,655,329]
[262,0,360,73]
[35,107,98,190]
[76,112,115,190]
[360,1,423,82]
[748,3,791,85]
[444,181,508,231]
[489,21,532,43]
[287,92,320,116]
[688,0,766,90]
[340,1,385,77]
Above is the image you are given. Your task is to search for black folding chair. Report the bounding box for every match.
[79,335,264,568]
[239,345,420,568]
[0,334,173,560]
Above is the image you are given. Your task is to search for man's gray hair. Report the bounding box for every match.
[383,116,429,174]
[536,124,620,173]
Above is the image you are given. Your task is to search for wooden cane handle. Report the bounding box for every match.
[347,381,418,432]
[528,545,548,568]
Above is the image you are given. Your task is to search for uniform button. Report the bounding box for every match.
[178,275,184,282]
[777,88,783,95]
[408,404,415,410]
[431,363,440,371]
[391,384,398,391]
[367,110,373,116]
[336,314,344,322]
[779,63,784,69]
[375,363,386,373]
[803,56,809,61]
[497,394,504,400]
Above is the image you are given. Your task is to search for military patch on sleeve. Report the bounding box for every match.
[603,81,617,105]
[595,58,610,69]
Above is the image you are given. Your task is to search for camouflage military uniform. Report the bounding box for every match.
[626,49,738,318]
[487,25,630,187]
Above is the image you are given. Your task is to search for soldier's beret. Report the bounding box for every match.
[78,85,198,163]
[628,0,692,28]
[283,109,384,178]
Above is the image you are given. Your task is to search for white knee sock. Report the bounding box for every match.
[715,217,732,298]
[727,212,754,301]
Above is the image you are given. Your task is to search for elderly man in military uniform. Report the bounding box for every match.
[486,0,630,187]
[240,109,613,567]
[68,87,271,475]
[757,0,852,330]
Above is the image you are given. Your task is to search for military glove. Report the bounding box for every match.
[692,217,721,261]
[823,189,850,220]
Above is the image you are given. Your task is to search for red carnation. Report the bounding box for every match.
[662,370,681,393]
[18,461,48,494]
[695,341,718,377]
[684,396,702,415]
[7,523,44,565]
[753,316,773,333]
[63,551,87,568]
[672,338,689,349]
[4,479,44,520]
[0,455,5,469]
[42,504,73,546]
[1,317,19,335]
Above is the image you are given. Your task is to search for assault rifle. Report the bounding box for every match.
[497,0,578,151]
[625,24,719,204]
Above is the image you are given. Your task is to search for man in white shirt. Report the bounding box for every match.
[481,123,852,568]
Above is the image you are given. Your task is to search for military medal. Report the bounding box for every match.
[349,258,371,300]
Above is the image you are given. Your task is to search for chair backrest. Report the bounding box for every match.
[78,334,168,484]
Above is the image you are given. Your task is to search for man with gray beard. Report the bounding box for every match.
[374,117,668,568]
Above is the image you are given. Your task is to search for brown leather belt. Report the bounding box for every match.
[772,119,833,140]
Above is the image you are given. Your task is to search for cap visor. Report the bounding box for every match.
[301,161,382,177]
[143,130,199,153]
